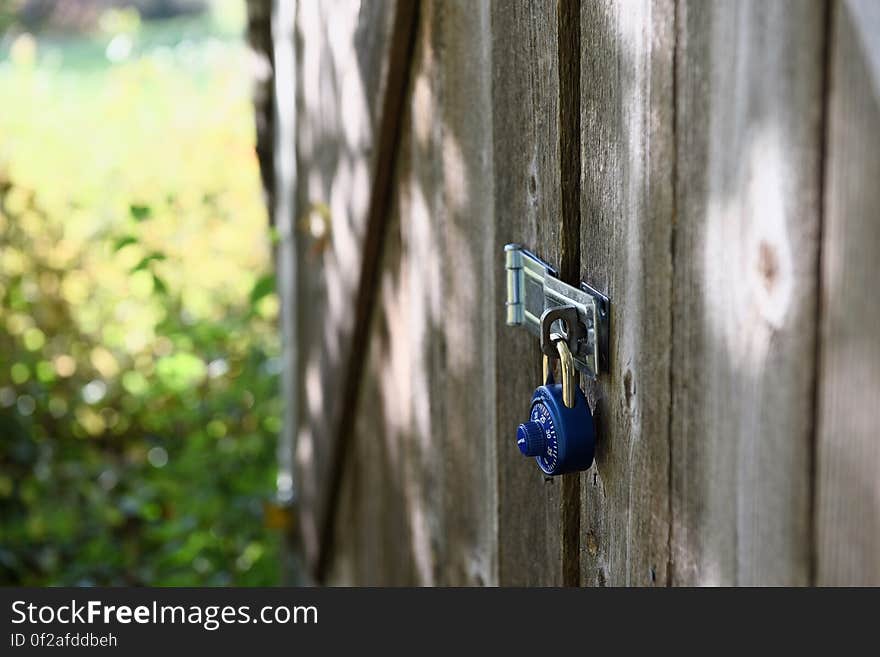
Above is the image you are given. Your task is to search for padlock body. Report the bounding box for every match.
[528,383,595,475]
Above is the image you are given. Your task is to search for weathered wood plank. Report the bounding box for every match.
[380,0,448,584]
[325,121,418,585]
[578,0,675,587]
[436,0,498,586]
[292,0,406,569]
[815,0,880,586]
[314,0,421,581]
[327,0,499,586]
[491,0,566,586]
[671,0,825,585]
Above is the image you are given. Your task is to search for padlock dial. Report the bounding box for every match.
[516,402,559,473]
[516,383,595,476]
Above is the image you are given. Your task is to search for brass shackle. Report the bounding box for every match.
[542,332,577,409]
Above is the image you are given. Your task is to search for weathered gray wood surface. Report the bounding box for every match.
[328,0,574,585]
[578,0,675,587]
[325,121,417,584]
[492,0,570,586]
[672,0,825,585]
[291,0,398,563]
[437,0,498,586]
[327,0,499,586]
[815,0,880,586]
[277,0,880,586]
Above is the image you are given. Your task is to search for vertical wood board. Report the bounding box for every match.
[578,0,676,587]
[293,0,399,564]
[815,0,880,586]
[491,0,567,586]
[327,0,499,585]
[671,0,825,585]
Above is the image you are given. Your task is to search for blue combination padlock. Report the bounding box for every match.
[516,334,596,476]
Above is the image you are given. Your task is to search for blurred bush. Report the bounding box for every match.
[0,2,280,585]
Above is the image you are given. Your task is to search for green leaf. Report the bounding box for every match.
[113,235,138,251]
[130,252,166,273]
[129,204,152,222]
[152,274,168,296]
[249,274,275,305]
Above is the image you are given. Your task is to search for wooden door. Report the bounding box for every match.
[271,0,880,586]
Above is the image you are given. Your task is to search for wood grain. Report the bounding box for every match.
[436,0,498,586]
[280,0,880,587]
[671,0,825,585]
[578,0,676,587]
[292,0,412,572]
[325,119,418,585]
[815,0,880,586]
[327,0,499,585]
[491,0,566,586]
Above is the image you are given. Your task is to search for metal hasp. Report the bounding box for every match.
[504,243,610,378]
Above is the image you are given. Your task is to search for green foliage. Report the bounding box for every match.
[129,204,153,222]
[0,8,281,585]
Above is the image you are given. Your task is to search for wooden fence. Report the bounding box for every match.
[266,0,880,586]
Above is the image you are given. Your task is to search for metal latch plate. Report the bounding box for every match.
[505,244,610,378]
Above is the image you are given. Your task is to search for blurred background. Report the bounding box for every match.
[0,0,283,585]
